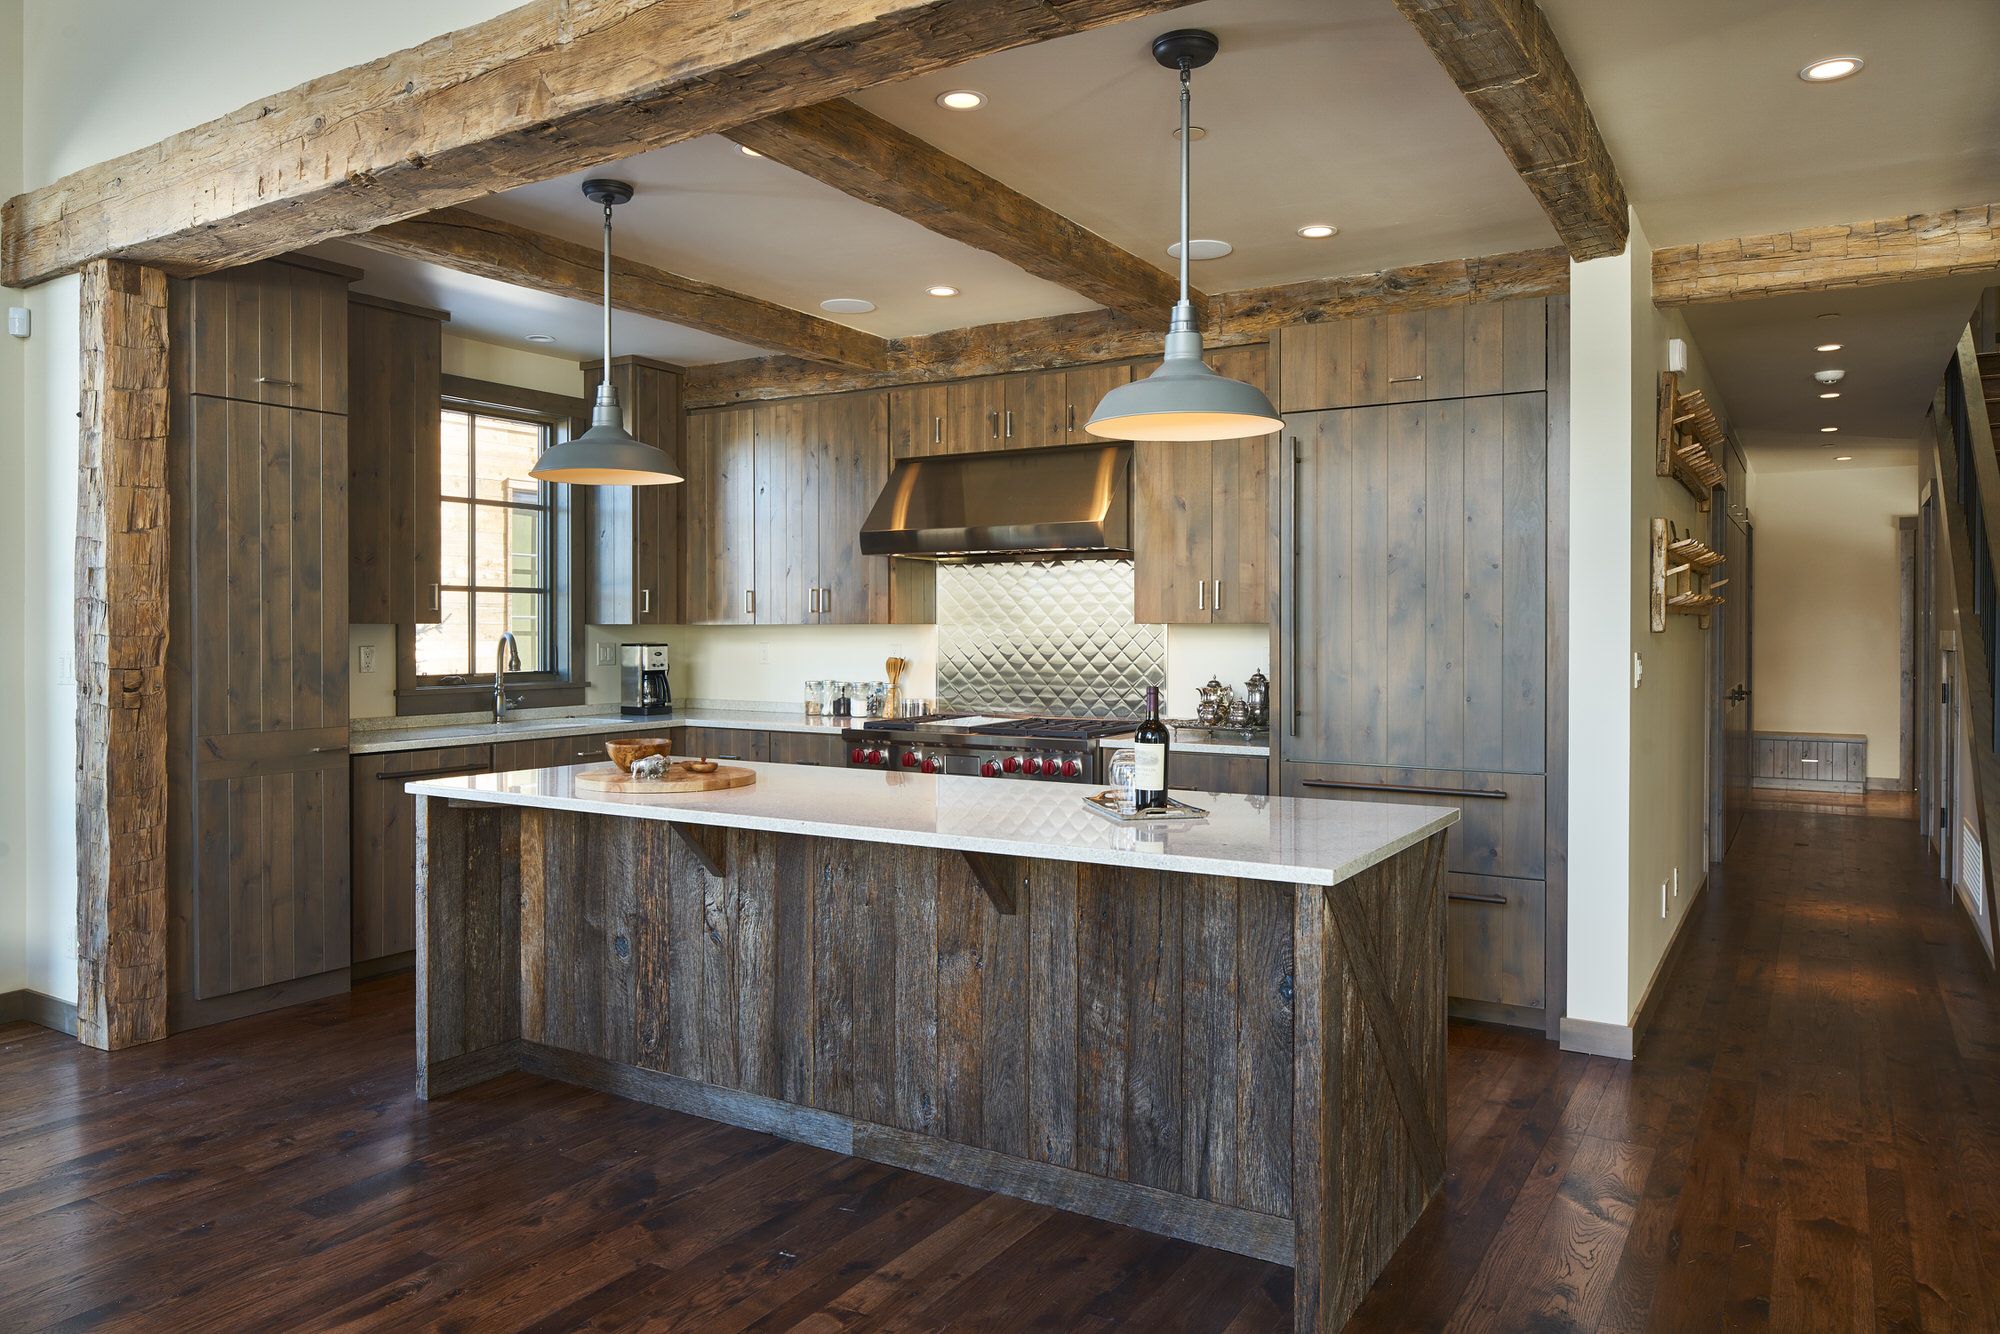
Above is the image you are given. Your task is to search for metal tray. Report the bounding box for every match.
[1080,791,1209,823]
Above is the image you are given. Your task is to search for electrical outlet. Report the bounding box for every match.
[596,642,617,666]
[758,641,771,665]
[56,649,71,683]
[357,645,376,674]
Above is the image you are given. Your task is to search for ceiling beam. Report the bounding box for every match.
[683,245,1569,405]
[2,0,1200,288]
[726,99,1198,326]
[348,208,890,371]
[1653,203,2000,305]
[1392,0,1628,261]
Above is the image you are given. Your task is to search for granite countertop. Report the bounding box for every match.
[1094,729,1271,758]
[406,761,1454,887]
[348,705,845,755]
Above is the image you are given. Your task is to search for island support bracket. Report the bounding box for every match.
[958,850,1021,915]
[671,821,729,879]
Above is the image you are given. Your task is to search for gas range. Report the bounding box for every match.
[842,714,1138,784]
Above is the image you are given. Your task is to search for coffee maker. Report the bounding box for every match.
[620,643,673,717]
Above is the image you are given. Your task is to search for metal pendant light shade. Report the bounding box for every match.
[1086,30,1279,444]
[530,178,684,486]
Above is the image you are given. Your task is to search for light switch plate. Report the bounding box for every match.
[596,642,617,666]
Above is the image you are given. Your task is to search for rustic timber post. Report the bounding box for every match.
[75,258,172,1050]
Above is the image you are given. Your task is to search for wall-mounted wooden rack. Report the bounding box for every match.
[1657,370,1726,509]
[1651,517,1727,630]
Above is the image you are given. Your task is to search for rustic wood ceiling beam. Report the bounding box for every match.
[349,208,890,371]
[1392,0,1628,261]
[726,99,1200,326]
[683,245,1568,405]
[1652,203,2000,305]
[1,0,1201,288]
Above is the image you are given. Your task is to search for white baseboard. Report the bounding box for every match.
[1557,1016,1634,1061]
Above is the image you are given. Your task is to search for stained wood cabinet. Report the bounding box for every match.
[681,406,757,624]
[1132,346,1274,625]
[890,364,1135,457]
[347,293,446,625]
[586,356,683,625]
[1169,750,1270,795]
[1276,297,1547,412]
[176,256,357,414]
[351,743,492,963]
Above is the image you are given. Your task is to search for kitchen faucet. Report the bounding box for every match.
[493,631,523,722]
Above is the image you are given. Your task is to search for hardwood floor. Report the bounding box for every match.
[1,806,1994,1331]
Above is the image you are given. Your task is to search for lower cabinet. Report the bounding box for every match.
[351,744,493,965]
[1170,751,1270,795]
[1283,760,1547,1018]
[674,727,844,766]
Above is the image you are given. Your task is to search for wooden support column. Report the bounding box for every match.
[75,258,172,1051]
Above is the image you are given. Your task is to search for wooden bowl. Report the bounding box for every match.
[683,758,719,774]
[604,736,674,773]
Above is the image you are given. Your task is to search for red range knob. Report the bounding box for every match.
[850,747,866,765]
[1002,755,1021,773]
[922,757,941,774]
[901,751,919,768]
[1062,758,1081,778]
[980,760,999,777]
[1024,756,1043,776]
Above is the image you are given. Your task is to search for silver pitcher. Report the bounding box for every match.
[1243,669,1270,727]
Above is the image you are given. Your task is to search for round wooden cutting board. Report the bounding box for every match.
[573,764,756,794]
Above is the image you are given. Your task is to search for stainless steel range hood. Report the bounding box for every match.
[859,442,1132,560]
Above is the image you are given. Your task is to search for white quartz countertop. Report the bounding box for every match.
[408,760,1455,887]
[350,708,845,755]
[1095,729,1270,758]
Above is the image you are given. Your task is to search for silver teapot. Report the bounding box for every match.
[1243,669,1270,727]
[1196,676,1234,727]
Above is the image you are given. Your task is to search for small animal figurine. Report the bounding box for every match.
[631,754,671,780]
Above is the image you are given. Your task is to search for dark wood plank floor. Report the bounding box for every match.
[2,806,1995,1331]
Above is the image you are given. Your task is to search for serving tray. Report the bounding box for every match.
[573,764,756,794]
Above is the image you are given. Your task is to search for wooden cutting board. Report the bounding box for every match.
[573,764,756,794]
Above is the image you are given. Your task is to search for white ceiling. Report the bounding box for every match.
[1680,274,1986,467]
[1543,0,2000,245]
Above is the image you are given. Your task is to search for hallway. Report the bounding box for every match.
[0,808,1994,1331]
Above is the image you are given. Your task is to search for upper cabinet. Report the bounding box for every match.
[1276,298,1547,413]
[1132,345,1274,626]
[890,364,1134,457]
[585,357,684,625]
[681,406,757,625]
[347,294,446,625]
[177,257,359,414]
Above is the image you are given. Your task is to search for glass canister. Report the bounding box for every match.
[804,679,824,717]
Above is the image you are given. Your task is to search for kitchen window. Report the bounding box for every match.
[399,381,587,710]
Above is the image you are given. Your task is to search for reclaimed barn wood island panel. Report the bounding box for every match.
[410,763,1455,1330]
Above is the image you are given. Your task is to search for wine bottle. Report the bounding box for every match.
[1133,685,1170,810]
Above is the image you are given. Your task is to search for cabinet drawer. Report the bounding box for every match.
[678,726,765,763]
[1446,874,1545,1009]
[1283,762,1543,880]
[1170,751,1270,795]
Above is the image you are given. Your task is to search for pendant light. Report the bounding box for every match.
[529,179,684,486]
[1086,31,1281,443]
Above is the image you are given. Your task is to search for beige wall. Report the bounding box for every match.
[442,335,588,400]
[0,0,24,993]
[1749,456,1916,779]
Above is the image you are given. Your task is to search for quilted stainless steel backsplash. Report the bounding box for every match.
[936,559,1164,718]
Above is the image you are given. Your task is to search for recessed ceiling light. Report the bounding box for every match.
[1817,312,1842,321]
[1821,426,1840,433]
[1297,224,1338,239]
[1167,239,1233,261]
[738,145,763,158]
[1816,342,1843,352]
[925,285,960,298]
[1836,455,1853,461]
[1820,391,1841,399]
[1172,125,1207,141]
[820,297,876,314]
[525,334,555,344]
[936,89,985,110]
[1799,56,1864,82]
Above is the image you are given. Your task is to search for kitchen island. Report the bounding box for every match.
[410,762,1455,1331]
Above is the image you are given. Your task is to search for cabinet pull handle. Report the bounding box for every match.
[1289,439,1302,736]
[1300,779,1507,799]
[256,376,300,388]
[933,416,942,445]
[810,587,820,614]
[381,763,490,782]
[429,583,440,613]
[310,745,349,755]
[1389,374,1424,384]
[821,586,832,615]
[640,588,651,615]
[1004,409,1014,438]
[746,589,755,617]
[1197,580,1206,612]
[988,410,1000,438]
[1068,403,1076,432]
[1448,891,1510,905]
[1212,579,1222,612]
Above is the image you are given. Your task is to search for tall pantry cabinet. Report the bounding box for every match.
[166,256,357,1029]
[1276,297,1564,1032]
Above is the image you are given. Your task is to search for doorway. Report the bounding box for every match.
[1711,439,1754,860]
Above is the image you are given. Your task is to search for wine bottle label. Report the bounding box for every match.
[1134,742,1167,791]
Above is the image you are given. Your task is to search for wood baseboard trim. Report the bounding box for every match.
[168,967,351,1033]
[1753,778,1867,795]
[1562,872,1713,1063]
[420,1040,524,1099]
[514,1040,1295,1266]
[1448,997,1547,1031]
[352,951,415,982]
[1866,778,1909,793]
[1557,1016,1634,1060]
[0,988,80,1035]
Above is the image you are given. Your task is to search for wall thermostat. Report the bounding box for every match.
[6,308,27,339]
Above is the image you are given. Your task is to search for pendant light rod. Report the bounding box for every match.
[601,199,614,365]
[1176,65,1191,326]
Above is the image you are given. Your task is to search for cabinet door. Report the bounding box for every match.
[347,298,443,624]
[1207,347,1275,625]
[1278,298,1546,412]
[764,731,847,766]
[1132,439,1213,624]
[753,400,819,624]
[1286,394,1546,771]
[586,359,683,625]
[677,727,766,762]
[682,407,757,624]
[814,391,892,623]
[945,377,1006,453]
[181,260,351,413]
[1002,369,1068,447]
[351,744,491,963]
[1060,363,1134,443]
[889,383,948,459]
